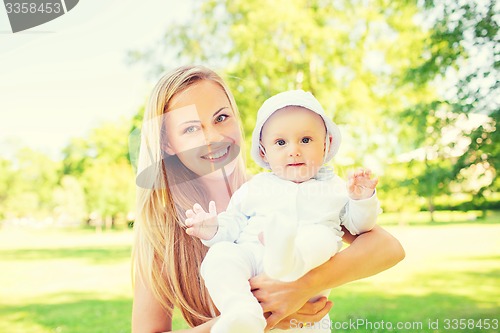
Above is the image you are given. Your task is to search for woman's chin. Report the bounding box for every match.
[199,157,238,181]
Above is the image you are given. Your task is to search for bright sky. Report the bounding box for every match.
[0,0,192,159]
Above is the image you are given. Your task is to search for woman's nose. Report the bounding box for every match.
[203,126,224,144]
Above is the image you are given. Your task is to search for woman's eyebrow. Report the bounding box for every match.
[179,120,201,126]
[213,107,229,117]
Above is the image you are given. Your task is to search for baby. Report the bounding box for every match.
[185,90,380,333]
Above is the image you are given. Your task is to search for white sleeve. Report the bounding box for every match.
[340,190,380,236]
[201,184,250,247]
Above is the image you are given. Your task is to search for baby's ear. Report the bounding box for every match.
[259,143,268,162]
[324,134,333,152]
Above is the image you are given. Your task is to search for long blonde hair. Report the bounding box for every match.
[132,65,247,326]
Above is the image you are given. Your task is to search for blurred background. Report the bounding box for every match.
[0,0,498,332]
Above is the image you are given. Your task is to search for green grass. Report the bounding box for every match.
[0,218,499,332]
[378,209,500,226]
[0,246,131,263]
[0,293,131,333]
[0,229,133,333]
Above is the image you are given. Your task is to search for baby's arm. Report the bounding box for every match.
[185,190,250,246]
[185,201,219,240]
[343,168,380,234]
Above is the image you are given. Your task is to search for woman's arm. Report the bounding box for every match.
[132,273,172,333]
[317,225,405,289]
[132,272,218,333]
[250,225,405,330]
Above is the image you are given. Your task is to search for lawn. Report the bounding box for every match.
[0,217,498,333]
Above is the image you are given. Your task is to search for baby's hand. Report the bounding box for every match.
[347,168,378,200]
[185,201,218,240]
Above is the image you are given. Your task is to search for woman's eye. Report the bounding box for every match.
[215,114,228,123]
[301,137,311,143]
[276,139,286,146]
[184,126,199,134]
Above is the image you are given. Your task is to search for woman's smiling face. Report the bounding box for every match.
[162,80,242,178]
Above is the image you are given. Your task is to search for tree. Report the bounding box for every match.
[62,137,90,177]
[128,0,498,214]
[81,160,135,229]
[452,111,497,216]
[53,175,87,225]
[398,0,498,216]
[0,158,18,220]
[65,119,135,227]
[86,119,135,226]
[129,0,430,170]
[0,148,60,220]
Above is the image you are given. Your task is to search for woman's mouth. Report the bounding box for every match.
[201,146,230,161]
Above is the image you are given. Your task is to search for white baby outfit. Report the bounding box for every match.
[200,90,379,332]
[201,172,379,332]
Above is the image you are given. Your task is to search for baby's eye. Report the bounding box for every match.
[215,114,228,123]
[276,139,286,146]
[301,137,312,143]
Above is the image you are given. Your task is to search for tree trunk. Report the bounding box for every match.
[428,195,435,223]
[105,216,113,230]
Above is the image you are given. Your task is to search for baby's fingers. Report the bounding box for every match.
[347,177,355,190]
[185,227,195,236]
[185,218,194,227]
[356,168,372,178]
[362,176,378,189]
[208,201,217,216]
[349,168,368,180]
[354,168,365,177]
[186,209,195,218]
[193,203,205,214]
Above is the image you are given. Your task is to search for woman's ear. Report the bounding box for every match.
[161,141,175,156]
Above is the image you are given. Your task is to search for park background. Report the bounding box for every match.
[0,0,498,332]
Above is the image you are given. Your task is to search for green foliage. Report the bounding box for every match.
[0,118,136,226]
[396,0,498,215]
[63,118,135,225]
[130,0,431,169]
[0,148,61,219]
[452,111,498,195]
[1,0,498,222]
[377,162,421,213]
[62,138,90,177]
[124,0,499,213]
[81,160,135,223]
[53,176,87,225]
[0,158,17,219]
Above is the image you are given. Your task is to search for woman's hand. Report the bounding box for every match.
[266,297,333,331]
[250,273,332,330]
[250,226,404,330]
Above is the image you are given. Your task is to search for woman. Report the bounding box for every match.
[131,65,405,332]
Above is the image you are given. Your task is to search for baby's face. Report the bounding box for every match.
[260,106,326,183]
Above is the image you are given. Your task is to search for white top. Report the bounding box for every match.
[203,172,379,247]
